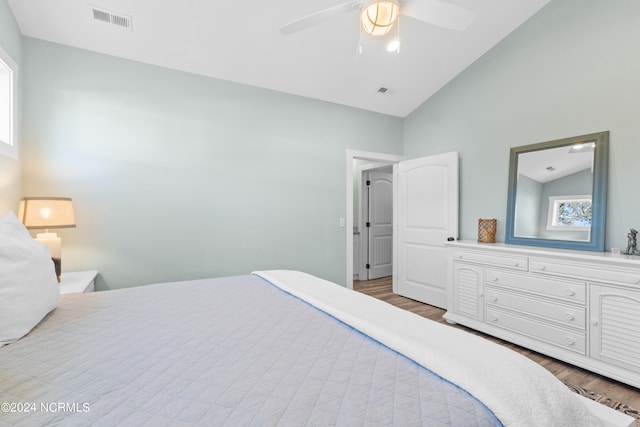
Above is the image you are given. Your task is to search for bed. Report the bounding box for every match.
[0,212,634,426]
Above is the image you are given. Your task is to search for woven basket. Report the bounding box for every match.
[478,218,497,243]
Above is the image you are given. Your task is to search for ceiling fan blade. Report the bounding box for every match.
[279,1,362,36]
[401,0,476,31]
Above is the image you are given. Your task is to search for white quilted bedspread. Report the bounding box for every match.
[255,270,605,427]
[0,273,502,426]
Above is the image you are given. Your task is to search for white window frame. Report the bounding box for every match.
[546,195,592,231]
[0,44,18,160]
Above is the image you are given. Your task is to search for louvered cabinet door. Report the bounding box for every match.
[451,262,484,321]
[589,285,640,374]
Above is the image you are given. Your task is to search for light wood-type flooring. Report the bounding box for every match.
[353,276,640,410]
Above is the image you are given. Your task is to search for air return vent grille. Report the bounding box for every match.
[90,5,132,30]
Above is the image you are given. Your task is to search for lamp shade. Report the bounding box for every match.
[18,197,76,230]
[361,0,399,36]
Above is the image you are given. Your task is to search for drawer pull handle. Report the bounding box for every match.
[591,320,599,326]
[514,262,520,267]
[490,314,498,322]
[489,296,498,302]
[565,338,575,346]
[632,278,640,284]
[490,275,498,282]
[565,314,574,321]
[565,289,576,296]
[538,265,546,271]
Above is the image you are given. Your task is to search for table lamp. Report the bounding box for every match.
[18,197,76,282]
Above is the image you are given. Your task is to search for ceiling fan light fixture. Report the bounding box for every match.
[361,0,400,36]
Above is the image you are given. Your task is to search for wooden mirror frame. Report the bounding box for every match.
[505,131,609,252]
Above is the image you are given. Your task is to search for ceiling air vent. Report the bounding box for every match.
[89,5,132,30]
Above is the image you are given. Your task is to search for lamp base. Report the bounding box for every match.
[52,257,61,282]
[35,232,62,282]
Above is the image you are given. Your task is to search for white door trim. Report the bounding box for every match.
[346,150,405,289]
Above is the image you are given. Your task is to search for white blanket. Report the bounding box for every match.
[254,270,604,427]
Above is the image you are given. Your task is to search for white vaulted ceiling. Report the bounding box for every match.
[7,0,550,117]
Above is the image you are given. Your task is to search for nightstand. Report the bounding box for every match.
[60,270,99,295]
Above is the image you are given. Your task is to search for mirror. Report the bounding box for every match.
[505,131,609,251]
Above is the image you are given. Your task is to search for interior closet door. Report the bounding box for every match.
[393,152,459,309]
[367,171,393,279]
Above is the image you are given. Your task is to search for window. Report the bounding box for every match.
[546,195,592,231]
[0,45,18,159]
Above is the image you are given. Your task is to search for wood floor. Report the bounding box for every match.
[353,276,640,410]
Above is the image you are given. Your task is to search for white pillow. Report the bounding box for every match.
[0,211,60,346]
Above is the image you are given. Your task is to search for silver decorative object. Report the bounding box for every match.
[624,228,640,255]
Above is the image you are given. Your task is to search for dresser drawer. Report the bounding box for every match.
[530,258,640,287]
[486,269,586,304]
[486,308,586,354]
[453,250,528,271]
[485,287,585,329]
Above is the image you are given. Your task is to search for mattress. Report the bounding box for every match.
[0,273,501,426]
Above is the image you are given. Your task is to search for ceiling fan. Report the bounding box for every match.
[278,0,476,37]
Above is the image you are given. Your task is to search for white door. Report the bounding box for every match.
[367,171,393,279]
[393,152,459,309]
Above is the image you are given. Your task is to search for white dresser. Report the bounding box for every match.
[444,241,640,389]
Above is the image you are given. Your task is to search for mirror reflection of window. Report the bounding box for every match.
[548,196,592,228]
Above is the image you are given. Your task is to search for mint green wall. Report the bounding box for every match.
[514,175,542,238]
[404,0,640,251]
[0,0,21,214]
[21,38,403,289]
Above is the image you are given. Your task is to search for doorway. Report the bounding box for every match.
[346,150,404,289]
[345,149,459,310]
[358,166,393,280]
